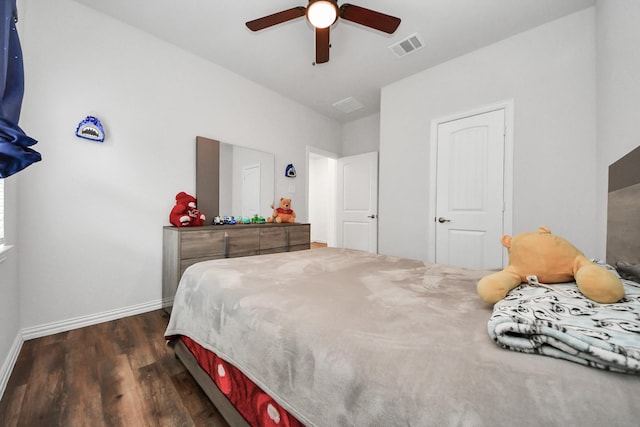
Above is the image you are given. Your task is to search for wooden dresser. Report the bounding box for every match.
[162,223,310,310]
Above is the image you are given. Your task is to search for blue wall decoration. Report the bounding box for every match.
[285,163,296,178]
[75,115,105,142]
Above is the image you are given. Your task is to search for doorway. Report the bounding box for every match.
[428,102,514,269]
[307,148,379,252]
[308,149,337,247]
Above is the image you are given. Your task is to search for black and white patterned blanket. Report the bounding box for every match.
[488,268,640,374]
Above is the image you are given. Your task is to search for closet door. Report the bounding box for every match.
[434,109,505,270]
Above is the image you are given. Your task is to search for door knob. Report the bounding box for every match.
[437,217,451,223]
[368,214,376,219]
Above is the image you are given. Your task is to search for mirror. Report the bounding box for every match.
[196,136,275,222]
[219,142,275,218]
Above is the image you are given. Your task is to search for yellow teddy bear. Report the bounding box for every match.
[267,197,296,223]
[477,226,624,304]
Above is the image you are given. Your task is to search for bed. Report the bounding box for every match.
[165,247,640,427]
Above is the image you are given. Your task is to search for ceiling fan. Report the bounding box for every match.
[246,0,401,64]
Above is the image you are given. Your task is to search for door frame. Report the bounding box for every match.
[427,100,514,266]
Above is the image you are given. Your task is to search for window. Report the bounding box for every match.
[0,178,4,246]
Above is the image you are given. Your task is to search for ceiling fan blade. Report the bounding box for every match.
[315,27,330,64]
[246,7,306,31]
[339,3,401,34]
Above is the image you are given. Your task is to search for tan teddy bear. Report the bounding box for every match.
[267,197,296,223]
[477,226,624,304]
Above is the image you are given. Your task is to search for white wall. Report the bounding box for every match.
[15,0,342,329]
[342,113,380,157]
[595,0,640,257]
[379,8,598,261]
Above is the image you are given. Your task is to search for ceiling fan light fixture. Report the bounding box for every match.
[307,0,338,29]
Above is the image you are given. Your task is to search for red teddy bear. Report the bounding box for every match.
[169,192,206,227]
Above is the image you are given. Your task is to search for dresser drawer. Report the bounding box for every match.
[181,230,226,259]
[226,228,260,255]
[289,225,311,247]
[260,227,287,250]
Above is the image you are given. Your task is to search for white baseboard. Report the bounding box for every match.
[21,299,165,341]
[0,333,23,401]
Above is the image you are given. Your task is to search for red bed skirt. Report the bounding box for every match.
[180,336,305,427]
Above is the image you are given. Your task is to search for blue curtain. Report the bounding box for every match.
[0,0,40,178]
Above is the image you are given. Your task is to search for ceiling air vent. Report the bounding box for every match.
[332,96,364,114]
[389,33,424,58]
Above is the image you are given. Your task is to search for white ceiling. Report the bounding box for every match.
[72,0,595,123]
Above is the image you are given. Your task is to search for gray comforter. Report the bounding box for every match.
[165,248,640,427]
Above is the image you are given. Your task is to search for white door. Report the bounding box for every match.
[435,109,505,269]
[337,152,378,253]
[241,164,261,218]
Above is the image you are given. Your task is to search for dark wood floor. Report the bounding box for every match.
[0,310,229,427]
